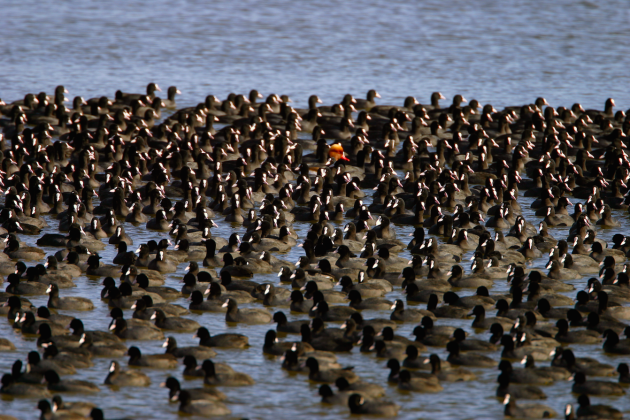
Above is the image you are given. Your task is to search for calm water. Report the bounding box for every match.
[2,0,630,419]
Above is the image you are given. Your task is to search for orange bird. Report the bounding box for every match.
[329,144,350,161]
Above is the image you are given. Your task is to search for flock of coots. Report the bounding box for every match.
[0,84,629,419]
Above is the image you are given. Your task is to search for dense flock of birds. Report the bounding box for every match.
[0,84,629,419]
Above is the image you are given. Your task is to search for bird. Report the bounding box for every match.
[175,389,231,416]
[104,361,150,387]
[571,372,625,396]
[160,376,226,403]
[202,359,254,386]
[223,298,272,324]
[126,345,178,368]
[1,85,629,420]
[46,283,94,310]
[43,370,100,393]
[571,394,623,420]
[348,393,400,416]
[503,394,556,418]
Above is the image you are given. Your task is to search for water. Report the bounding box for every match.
[1,0,630,419]
[2,0,630,110]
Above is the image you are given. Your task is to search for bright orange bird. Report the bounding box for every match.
[329,144,350,161]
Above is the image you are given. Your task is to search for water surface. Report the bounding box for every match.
[1,1,630,419]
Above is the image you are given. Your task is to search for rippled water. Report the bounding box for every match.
[2,0,630,419]
[2,0,630,110]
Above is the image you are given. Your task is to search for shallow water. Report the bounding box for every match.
[2,0,630,419]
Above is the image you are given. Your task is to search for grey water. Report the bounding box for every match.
[1,0,630,419]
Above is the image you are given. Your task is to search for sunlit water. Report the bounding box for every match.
[2,0,630,419]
